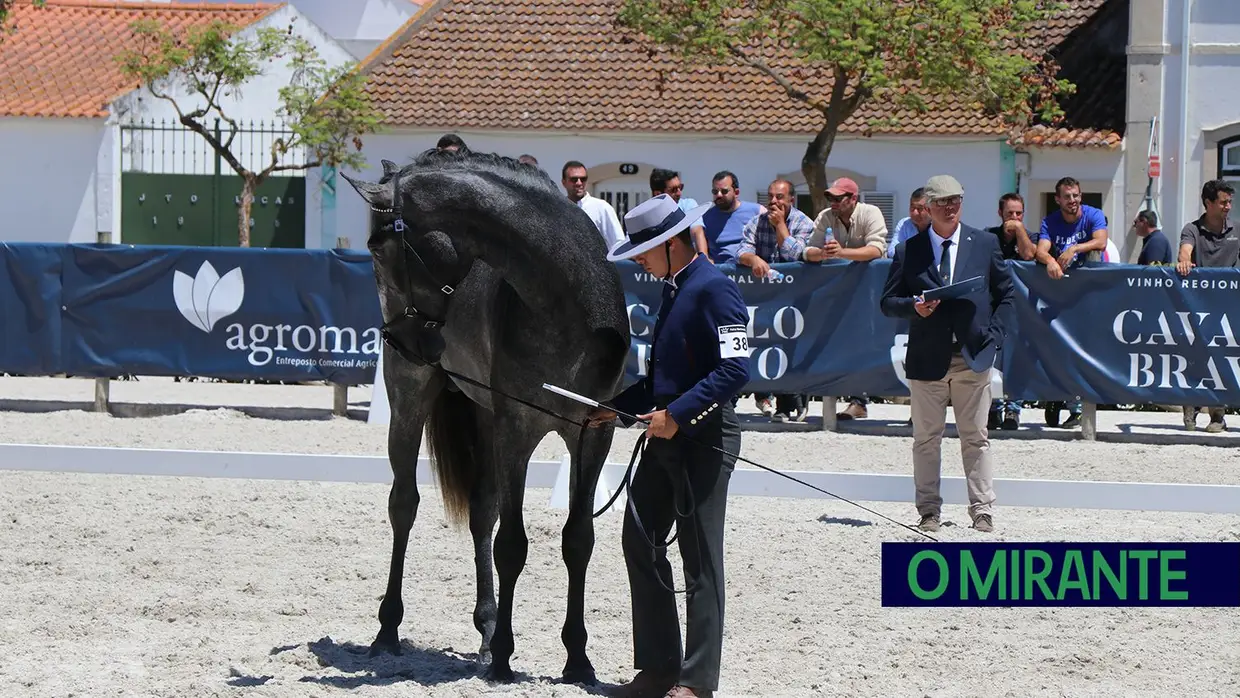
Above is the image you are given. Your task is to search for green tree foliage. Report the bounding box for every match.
[117,19,381,247]
[615,0,1076,214]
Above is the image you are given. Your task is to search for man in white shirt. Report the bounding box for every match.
[561,160,624,251]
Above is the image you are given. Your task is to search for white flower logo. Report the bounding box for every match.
[173,261,244,333]
[891,333,909,389]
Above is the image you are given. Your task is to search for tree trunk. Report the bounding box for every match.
[800,123,837,217]
[238,175,257,247]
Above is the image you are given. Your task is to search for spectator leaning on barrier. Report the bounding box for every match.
[561,160,625,252]
[737,179,814,423]
[700,170,763,265]
[879,174,1013,534]
[1176,178,1236,433]
[651,168,708,257]
[1134,209,1174,266]
[985,192,1033,431]
[886,188,931,258]
[1036,176,1109,279]
[1033,176,1108,430]
[802,177,888,421]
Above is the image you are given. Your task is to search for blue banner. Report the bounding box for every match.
[1003,263,1240,405]
[1,242,1239,407]
[5,244,384,384]
[881,542,1240,607]
[621,261,909,396]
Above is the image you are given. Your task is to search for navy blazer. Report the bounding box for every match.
[611,254,750,435]
[880,224,1014,382]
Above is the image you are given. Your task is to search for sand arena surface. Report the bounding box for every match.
[1,377,1240,696]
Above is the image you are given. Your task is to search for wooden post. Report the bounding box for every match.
[1080,401,1098,441]
[94,378,110,413]
[821,396,838,431]
[333,383,349,417]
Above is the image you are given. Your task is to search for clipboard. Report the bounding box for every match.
[921,275,985,302]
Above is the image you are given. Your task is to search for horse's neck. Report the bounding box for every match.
[408,172,607,324]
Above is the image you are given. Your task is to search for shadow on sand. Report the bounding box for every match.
[246,637,617,694]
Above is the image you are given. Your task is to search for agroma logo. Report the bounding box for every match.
[173,261,381,367]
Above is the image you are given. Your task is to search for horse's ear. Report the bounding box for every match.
[340,172,389,207]
[381,159,399,177]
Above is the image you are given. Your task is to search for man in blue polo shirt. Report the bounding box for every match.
[1035,176,1109,280]
[1034,176,1108,429]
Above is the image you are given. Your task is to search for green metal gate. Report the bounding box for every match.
[119,119,306,248]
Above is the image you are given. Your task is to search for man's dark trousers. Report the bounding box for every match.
[623,401,741,692]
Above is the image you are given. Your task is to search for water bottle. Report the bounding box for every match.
[766,268,784,281]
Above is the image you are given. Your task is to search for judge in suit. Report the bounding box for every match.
[879,175,1014,533]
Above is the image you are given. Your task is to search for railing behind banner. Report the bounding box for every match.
[1,242,1237,439]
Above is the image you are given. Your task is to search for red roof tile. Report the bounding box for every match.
[0,0,280,118]
[358,0,1117,144]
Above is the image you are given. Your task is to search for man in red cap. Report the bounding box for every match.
[803,176,890,421]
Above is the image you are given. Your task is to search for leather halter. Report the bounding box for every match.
[371,173,457,366]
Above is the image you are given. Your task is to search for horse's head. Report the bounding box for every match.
[341,159,470,367]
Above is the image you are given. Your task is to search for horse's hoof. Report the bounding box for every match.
[561,666,597,685]
[476,648,493,666]
[368,634,401,657]
[484,663,515,683]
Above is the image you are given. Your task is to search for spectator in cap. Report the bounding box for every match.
[803,176,889,422]
[879,174,1014,534]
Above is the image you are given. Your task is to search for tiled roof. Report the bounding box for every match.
[1011,125,1123,149]
[1013,0,1128,149]
[358,0,1118,143]
[0,0,280,118]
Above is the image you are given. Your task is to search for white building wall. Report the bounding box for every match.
[1162,0,1240,237]
[125,0,419,58]
[1021,147,1126,247]
[323,129,1007,250]
[0,118,109,244]
[111,5,358,176]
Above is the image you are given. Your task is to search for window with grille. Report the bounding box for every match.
[860,191,897,231]
[1220,138,1240,182]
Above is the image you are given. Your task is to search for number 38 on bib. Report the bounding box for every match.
[717,324,749,358]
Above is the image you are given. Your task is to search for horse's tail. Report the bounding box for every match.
[425,386,477,528]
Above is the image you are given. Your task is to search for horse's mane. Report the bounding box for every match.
[404,148,563,198]
[391,147,629,345]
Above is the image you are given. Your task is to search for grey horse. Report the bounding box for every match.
[341,148,631,684]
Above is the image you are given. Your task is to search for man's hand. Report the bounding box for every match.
[584,406,617,428]
[804,246,825,263]
[767,201,787,229]
[823,239,842,259]
[914,296,940,318]
[749,257,771,279]
[1177,259,1194,276]
[1045,259,1064,280]
[1056,247,1078,270]
[637,409,679,439]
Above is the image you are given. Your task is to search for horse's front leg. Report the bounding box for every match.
[369,369,440,657]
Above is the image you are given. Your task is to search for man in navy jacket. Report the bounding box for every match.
[586,194,748,698]
[880,175,1014,534]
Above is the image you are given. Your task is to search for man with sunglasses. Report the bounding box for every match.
[803,177,889,421]
[879,175,1014,534]
[562,160,624,252]
[700,170,763,265]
